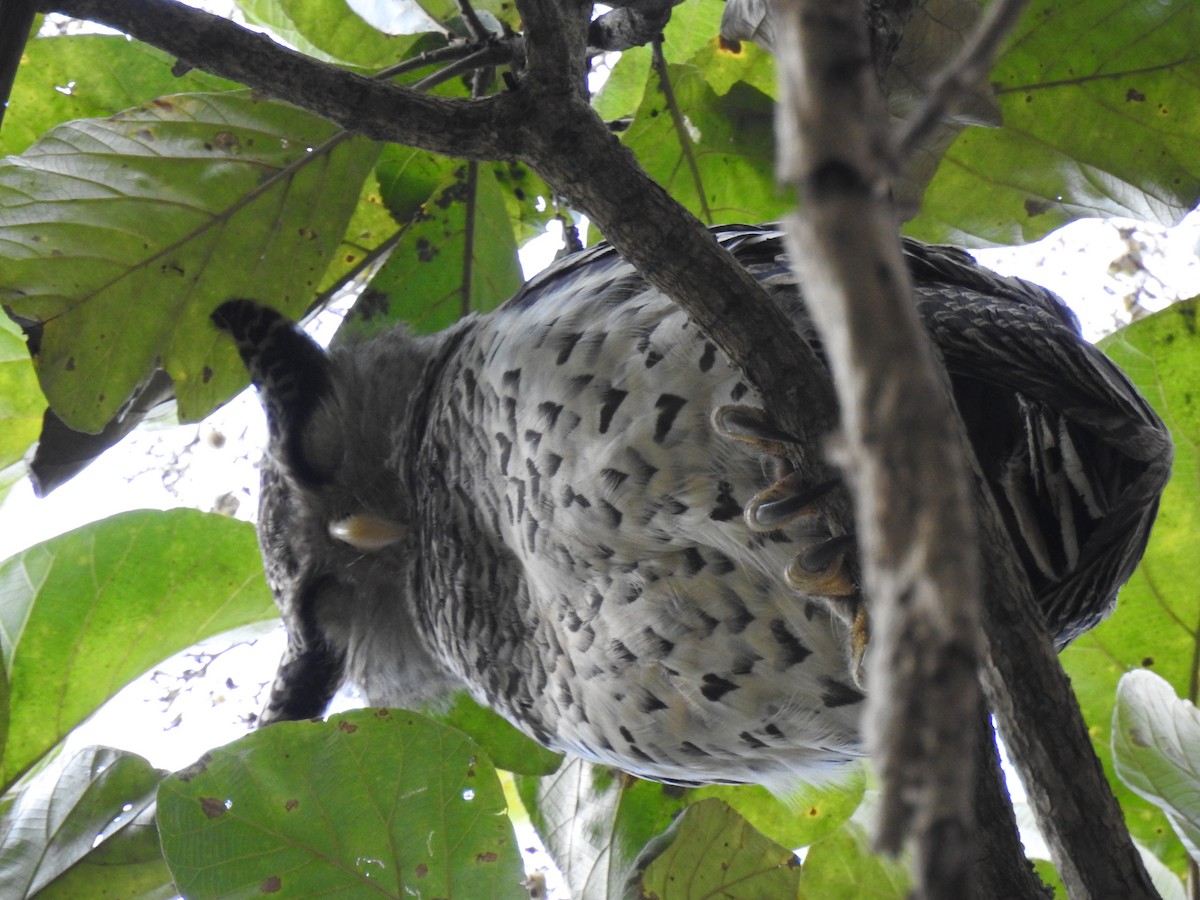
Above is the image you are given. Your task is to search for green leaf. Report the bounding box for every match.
[0,91,380,431]
[237,0,438,67]
[911,0,1200,245]
[686,36,777,100]
[691,765,867,850]
[0,746,166,898]
[632,797,801,899]
[1,35,239,157]
[36,854,175,900]
[158,708,526,899]
[375,143,456,224]
[0,509,275,789]
[317,162,406,298]
[517,759,689,900]
[1113,669,1200,862]
[492,161,557,245]
[413,0,522,33]
[346,162,522,337]
[623,63,789,226]
[595,0,743,123]
[798,821,913,899]
[436,693,563,777]
[0,463,26,508]
[0,315,41,472]
[659,0,730,64]
[1059,298,1200,872]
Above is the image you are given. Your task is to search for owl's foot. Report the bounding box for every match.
[713,403,868,685]
[711,404,798,458]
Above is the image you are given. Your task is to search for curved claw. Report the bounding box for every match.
[849,604,870,688]
[711,404,798,457]
[785,534,857,596]
[745,475,839,531]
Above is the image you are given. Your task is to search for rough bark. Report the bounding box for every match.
[771,1,981,896]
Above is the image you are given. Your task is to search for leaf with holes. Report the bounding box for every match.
[157,709,526,899]
[0,509,274,789]
[632,798,802,899]
[0,91,379,432]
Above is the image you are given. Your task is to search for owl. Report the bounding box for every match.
[212,224,1170,788]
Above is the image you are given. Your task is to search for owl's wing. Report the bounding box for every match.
[699,226,1169,645]
[902,241,1171,642]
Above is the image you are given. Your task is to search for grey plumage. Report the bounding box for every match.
[212,224,1170,789]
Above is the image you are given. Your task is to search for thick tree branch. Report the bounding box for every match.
[971,705,1053,899]
[42,0,847,509]
[771,1,1159,897]
[43,0,521,157]
[772,1,981,897]
[588,1,677,53]
[0,0,38,131]
[972,480,1159,898]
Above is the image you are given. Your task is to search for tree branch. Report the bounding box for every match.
[772,1,982,897]
[972,479,1159,897]
[971,704,1053,898]
[771,0,1160,894]
[893,0,1029,161]
[43,0,520,158]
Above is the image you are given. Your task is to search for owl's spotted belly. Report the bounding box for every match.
[440,290,864,785]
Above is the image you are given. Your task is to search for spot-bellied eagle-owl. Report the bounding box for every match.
[212,224,1170,788]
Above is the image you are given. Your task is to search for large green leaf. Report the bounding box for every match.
[517,759,689,900]
[595,0,757,123]
[691,766,866,851]
[0,746,167,898]
[236,0,438,67]
[1113,669,1200,863]
[632,798,802,899]
[0,316,40,474]
[798,821,912,899]
[911,0,1200,245]
[0,509,274,789]
[158,708,526,899]
[622,62,789,227]
[1060,298,1200,871]
[0,91,380,432]
[436,693,563,777]
[0,35,238,157]
[348,162,522,336]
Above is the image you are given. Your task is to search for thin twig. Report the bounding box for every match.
[651,39,712,224]
[410,42,511,92]
[893,0,1030,162]
[372,39,482,81]
[455,0,490,43]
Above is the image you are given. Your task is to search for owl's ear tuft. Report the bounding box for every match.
[213,299,339,484]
